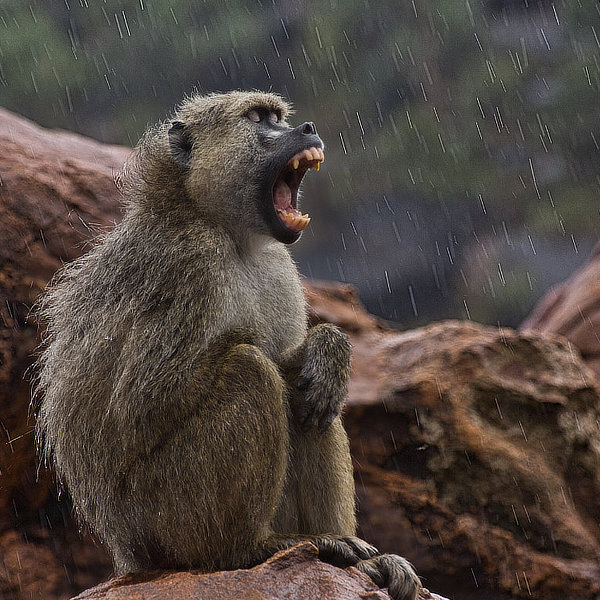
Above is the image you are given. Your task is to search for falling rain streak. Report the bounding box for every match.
[0,0,593,350]
[1,4,599,600]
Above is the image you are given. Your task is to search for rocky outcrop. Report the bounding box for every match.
[0,105,127,514]
[521,243,600,379]
[352,322,600,599]
[0,107,127,599]
[2,107,600,600]
[72,542,447,600]
[307,282,600,598]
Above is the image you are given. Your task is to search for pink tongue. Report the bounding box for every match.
[273,179,292,210]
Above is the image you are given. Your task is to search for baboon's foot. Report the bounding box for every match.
[355,553,421,600]
[261,533,378,568]
[311,534,379,567]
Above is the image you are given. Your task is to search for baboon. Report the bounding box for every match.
[35,91,421,600]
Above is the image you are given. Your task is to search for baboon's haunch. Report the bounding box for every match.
[35,91,421,600]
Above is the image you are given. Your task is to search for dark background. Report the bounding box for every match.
[2,0,599,327]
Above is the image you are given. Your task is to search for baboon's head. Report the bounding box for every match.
[163,91,324,245]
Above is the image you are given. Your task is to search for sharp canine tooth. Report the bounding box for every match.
[292,159,299,170]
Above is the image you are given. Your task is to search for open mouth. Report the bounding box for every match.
[272,146,324,233]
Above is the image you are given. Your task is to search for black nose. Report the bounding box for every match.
[301,121,317,135]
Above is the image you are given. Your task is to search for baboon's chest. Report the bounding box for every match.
[227,249,307,359]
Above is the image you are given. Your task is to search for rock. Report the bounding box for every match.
[0,105,128,514]
[336,314,600,600]
[0,529,62,599]
[304,279,388,335]
[521,243,600,379]
[0,107,125,598]
[72,543,389,600]
[71,542,448,600]
[2,106,600,600]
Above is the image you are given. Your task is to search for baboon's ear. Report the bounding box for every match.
[168,121,193,170]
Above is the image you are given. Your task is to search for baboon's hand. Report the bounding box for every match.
[292,323,352,433]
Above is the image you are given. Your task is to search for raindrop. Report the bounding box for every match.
[339,131,348,155]
[571,235,578,254]
[539,27,551,51]
[122,11,131,37]
[114,13,123,39]
[280,18,289,40]
[518,421,528,441]
[511,504,520,526]
[408,284,418,316]
[523,571,532,595]
[314,26,322,49]
[463,298,471,320]
[270,35,280,58]
[494,397,502,419]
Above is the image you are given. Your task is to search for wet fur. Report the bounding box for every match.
[34,91,420,600]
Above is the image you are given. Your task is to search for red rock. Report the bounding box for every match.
[3,107,600,600]
[72,543,391,600]
[521,243,600,379]
[342,318,600,599]
[71,543,448,600]
[305,279,387,335]
[0,106,124,598]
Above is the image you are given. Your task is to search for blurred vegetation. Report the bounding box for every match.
[1,0,599,325]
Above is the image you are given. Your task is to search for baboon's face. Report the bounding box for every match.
[168,92,324,244]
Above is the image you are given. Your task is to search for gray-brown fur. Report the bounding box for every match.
[34,91,420,600]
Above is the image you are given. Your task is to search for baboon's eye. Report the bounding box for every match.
[247,108,280,125]
[247,109,261,123]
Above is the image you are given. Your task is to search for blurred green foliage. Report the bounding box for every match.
[1,0,599,324]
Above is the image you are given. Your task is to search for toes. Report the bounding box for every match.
[314,536,360,568]
[301,414,315,433]
[343,536,379,560]
[381,554,421,600]
[317,399,340,432]
[356,557,386,587]
[356,554,421,600]
[297,386,326,432]
[318,411,336,433]
[299,401,320,432]
[295,401,311,425]
[303,401,338,433]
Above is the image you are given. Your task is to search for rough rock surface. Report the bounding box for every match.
[2,108,600,600]
[521,243,600,379]
[72,543,448,600]
[0,107,125,598]
[0,106,127,510]
[308,285,600,600]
